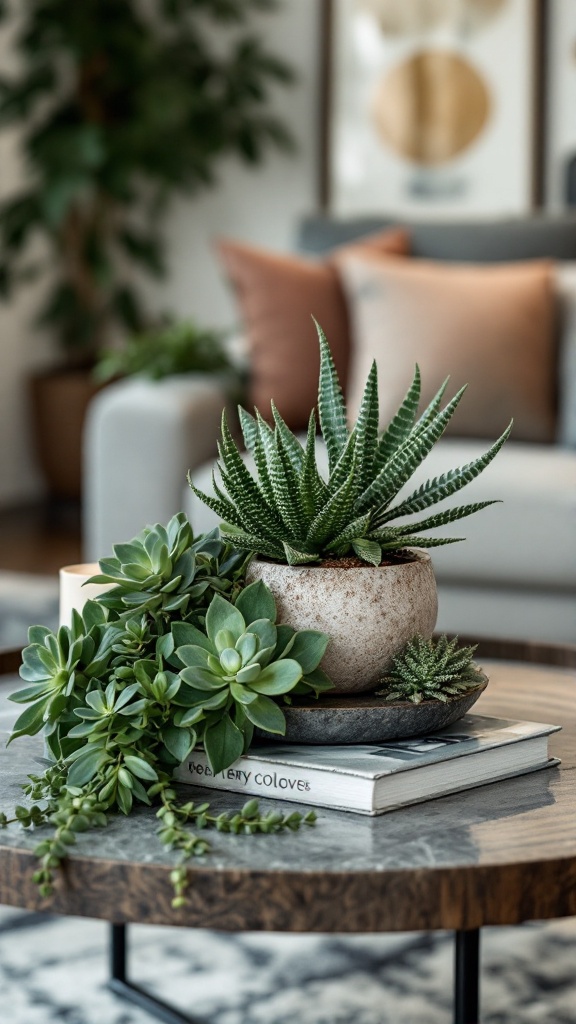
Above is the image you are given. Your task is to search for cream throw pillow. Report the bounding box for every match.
[336,254,557,443]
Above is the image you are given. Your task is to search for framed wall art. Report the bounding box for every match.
[544,0,576,209]
[320,0,545,217]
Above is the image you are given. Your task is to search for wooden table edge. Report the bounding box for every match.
[1,842,576,932]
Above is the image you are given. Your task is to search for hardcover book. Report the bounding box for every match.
[173,714,560,816]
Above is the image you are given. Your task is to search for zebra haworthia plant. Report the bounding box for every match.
[375,634,486,704]
[190,321,512,566]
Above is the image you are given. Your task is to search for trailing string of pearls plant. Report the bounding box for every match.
[0,515,328,906]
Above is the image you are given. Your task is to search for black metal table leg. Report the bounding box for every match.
[454,928,480,1024]
[110,922,482,1023]
[109,923,198,1024]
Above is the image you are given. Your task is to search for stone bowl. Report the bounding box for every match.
[256,678,488,745]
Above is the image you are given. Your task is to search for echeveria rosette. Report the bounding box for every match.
[170,581,332,774]
[9,600,120,758]
[190,322,512,566]
[375,634,486,705]
[88,513,248,624]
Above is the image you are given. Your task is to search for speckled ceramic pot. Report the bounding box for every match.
[246,550,438,694]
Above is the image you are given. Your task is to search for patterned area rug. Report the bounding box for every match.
[0,907,576,1023]
[1,573,575,1022]
[0,572,58,649]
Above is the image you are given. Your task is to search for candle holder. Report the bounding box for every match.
[59,563,111,626]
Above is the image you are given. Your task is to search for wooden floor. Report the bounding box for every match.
[0,502,82,577]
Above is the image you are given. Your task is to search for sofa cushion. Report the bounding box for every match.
[401,439,576,590]
[299,213,576,263]
[186,437,576,591]
[336,252,557,443]
[216,228,409,429]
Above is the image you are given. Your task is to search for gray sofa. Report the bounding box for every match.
[83,214,576,645]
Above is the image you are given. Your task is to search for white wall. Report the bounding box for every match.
[0,0,321,506]
[151,0,323,329]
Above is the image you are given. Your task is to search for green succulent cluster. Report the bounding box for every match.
[12,602,118,756]
[191,323,511,566]
[173,582,331,772]
[89,512,247,625]
[376,635,486,704]
[4,515,328,904]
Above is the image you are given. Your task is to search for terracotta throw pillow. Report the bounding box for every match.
[336,253,557,442]
[216,229,409,429]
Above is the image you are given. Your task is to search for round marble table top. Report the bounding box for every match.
[0,646,575,933]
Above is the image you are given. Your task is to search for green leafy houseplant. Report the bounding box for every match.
[190,322,512,566]
[375,635,486,704]
[1,514,327,904]
[94,320,236,383]
[0,0,294,361]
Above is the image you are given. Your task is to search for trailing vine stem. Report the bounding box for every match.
[152,777,316,908]
[1,768,317,908]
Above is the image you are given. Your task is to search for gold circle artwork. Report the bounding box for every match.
[372,50,491,165]
[357,0,507,37]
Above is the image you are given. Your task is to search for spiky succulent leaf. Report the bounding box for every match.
[271,402,305,471]
[378,534,463,549]
[353,360,380,490]
[316,319,348,473]
[217,414,284,537]
[327,427,358,495]
[351,538,381,566]
[356,386,468,515]
[188,476,245,532]
[384,501,498,537]
[282,542,318,566]
[377,423,513,524]
[270,428,306,536]
[238,406,259,454]
[306,455,358,546]
[329,512,373,552]
[299,411,324,517]
[219,522,285,560]
[236,408,277,510]
[373,364,421,473]
[412,377,450,436]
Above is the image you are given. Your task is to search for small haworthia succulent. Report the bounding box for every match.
[375,635,486,704]
[190,321,512,566]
